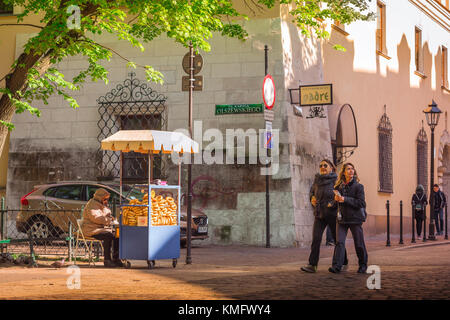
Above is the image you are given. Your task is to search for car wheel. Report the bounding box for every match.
[27,217,51,239]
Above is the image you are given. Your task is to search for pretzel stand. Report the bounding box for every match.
[101,130,199,269]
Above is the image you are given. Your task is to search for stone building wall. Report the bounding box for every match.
[6,16,327,247]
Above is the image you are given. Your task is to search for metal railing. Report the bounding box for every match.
[0,206,102,259]
[385,200,448,246]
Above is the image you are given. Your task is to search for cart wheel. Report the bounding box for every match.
[124,261,131,269]
[147,260,155,269]
[172,259,177,268]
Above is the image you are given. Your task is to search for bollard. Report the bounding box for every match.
[399,200,404,244]
[0,197,4,254]
[386,200,391,247]
[411,200,416,243]
[445,204,448,240]
[27,230,37,268]
[0,197,4,240]
[423,203,427,242]
[68,221,73,262]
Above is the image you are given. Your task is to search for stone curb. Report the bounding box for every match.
[392,239,450,250]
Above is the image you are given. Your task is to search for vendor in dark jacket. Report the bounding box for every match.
[412,184,427,237]
[301,159,348,273]
[329,162,368,274]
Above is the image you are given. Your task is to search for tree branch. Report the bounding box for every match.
[0,23,44,29]
[80,38,148,69]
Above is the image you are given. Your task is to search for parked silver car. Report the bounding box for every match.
[16,181,208,244]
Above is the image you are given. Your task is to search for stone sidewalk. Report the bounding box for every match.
[0,236,449,299]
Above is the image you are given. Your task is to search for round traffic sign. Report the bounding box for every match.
[182,52,203,75]
[262,75,275,109]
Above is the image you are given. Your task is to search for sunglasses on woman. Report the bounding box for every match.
[319,164,328,168]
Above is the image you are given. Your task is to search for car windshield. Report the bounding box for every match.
[107,184,146,201]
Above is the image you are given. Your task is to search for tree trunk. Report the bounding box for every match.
[0,4,102,156]
[0,50,54,156]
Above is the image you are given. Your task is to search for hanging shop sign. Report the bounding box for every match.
[215,104,264,115]
[299,84,333,106]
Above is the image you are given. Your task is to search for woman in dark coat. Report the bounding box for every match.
[301,159,348,273]
[329,162,368,274]
[412,184,427,237]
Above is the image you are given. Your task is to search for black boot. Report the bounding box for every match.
[357,265,367,274]
[104,260,117,268]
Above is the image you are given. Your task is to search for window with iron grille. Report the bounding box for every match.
[442,46,448,88]
[376,2,386,54]
[378,111,393,193]
[97,72,168,183]
[417,126,428,192]
[415,27,423,73]
[0,1,13,14]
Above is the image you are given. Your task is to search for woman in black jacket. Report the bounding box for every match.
[329,162,368,274]
[301,159,348,273]
[412,184,427,237]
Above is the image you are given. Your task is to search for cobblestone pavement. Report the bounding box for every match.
[0,237,449,300]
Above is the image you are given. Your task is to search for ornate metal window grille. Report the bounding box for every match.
[378,110,393,193]
[416,125,428,192]
[97,72,168,182]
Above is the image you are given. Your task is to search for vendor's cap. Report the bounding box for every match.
[93,188,110,200]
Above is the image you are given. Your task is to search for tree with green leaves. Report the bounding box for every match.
[0,0,373,155]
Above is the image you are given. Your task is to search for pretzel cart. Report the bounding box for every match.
[101,130,199,269]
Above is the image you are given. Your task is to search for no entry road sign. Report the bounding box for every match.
[262,75,275,110]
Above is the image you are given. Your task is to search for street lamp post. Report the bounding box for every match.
[423,100,442,241]
[186,42,194,264]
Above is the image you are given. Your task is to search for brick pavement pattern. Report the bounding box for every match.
[0,238,449,299]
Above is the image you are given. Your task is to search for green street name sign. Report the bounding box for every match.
[215,104,264,115]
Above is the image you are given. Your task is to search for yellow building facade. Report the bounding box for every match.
[321,0,449,235]
[0,1,448,244]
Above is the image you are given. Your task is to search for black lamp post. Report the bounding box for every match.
[423,100,442,241]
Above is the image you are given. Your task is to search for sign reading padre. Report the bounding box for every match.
[299,84,333,106]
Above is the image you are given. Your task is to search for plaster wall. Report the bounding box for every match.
[280,5,334,247]
[322,0,450,236]
[6,16,310,247]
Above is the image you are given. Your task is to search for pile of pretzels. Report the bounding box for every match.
[122,190,178,226]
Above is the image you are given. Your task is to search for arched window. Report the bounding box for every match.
[416,124,428,192]
[378,109,393,193]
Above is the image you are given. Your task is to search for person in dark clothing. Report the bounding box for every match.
[326,225,335,245]
[301,159,348,273]
[329,162,368,274]
[431,184,447,235]
[412,185,427,237]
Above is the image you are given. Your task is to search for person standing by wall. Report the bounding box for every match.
[301,159,348,273]
[329,162,368,274]
[431,184,447,236]
[412,185,427,237]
